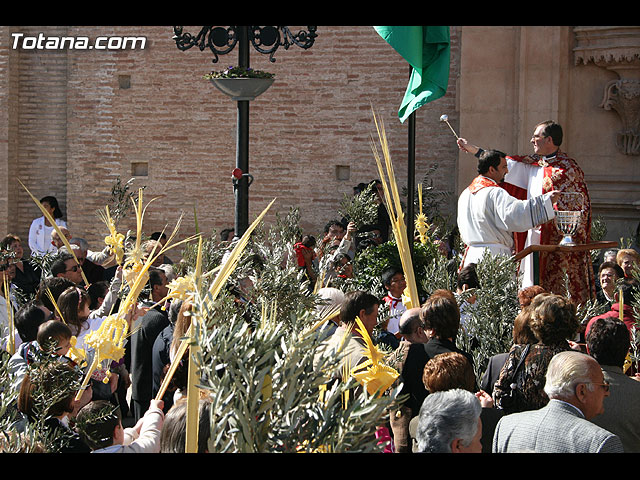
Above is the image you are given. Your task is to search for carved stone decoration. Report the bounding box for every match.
[574,26,640,155]
[600,78,640,155]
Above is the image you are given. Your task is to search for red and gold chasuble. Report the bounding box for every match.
[502,151,595,306]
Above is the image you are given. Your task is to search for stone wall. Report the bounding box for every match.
[458,26,640,246]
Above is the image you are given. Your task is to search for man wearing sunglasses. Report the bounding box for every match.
[50,252,84,286]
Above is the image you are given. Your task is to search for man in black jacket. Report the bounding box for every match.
[130,267,170,422]
[422,290,474,368]
[388,307,430,452]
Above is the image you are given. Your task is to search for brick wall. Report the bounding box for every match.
[1,26,460,254]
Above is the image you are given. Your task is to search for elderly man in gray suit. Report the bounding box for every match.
[492,350,623,453]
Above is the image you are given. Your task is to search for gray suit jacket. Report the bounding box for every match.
[492,399,624,453]
[591,365,640,453]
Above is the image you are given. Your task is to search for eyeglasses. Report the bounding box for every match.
[588,381,610,393]
[66,265,81,272]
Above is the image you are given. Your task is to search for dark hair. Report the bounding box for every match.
[39,196,63,219]
[357,224,381,235]
[381,266,403,289]
[87,281,109,310]
[598,261,624,279]
[50,252,76,277]
[160,397,212,453]
[324,220,345,234]
[76,400,122,450]
[300,234,316,248]
[586,317,630,368]
[18,362,79,421]
[340,290,379,325]
[36,276,75,312]
[15,303,48,343]
[148,267,166,289]
[528,293,579,344]
[535,120,563,147]
[353,182,368,195]
[420,290,460,340]
[57,286,91,336]
[356,238,378,253]
[332,253,350,270]
[0,234,21,251]
[456,263,479,290]
[150,232,166,242]
[477,149,506,175]
[36,320,72,352]
[512,306,537,344]
[219,228,234,242]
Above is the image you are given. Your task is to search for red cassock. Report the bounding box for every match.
[501,151,596,306]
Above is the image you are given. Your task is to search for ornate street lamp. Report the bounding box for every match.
[172,26,318,238]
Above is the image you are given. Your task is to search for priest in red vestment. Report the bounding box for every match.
[457,121,595,307]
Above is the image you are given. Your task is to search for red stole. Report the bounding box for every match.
[468,175,498,194]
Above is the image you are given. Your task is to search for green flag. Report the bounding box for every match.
[374,26,450,123]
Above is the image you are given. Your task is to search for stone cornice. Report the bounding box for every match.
[573,26,640,68]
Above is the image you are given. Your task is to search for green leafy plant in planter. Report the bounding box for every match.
[204,66,275,79]
[205,66,275,101]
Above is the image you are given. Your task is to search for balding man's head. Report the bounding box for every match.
[398,307,428,343]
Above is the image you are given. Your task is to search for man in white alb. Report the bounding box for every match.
[457,149,559,269]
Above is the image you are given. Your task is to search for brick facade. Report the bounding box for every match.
[0,26,461,253]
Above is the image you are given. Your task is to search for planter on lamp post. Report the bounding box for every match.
[174,26,317,238]
[205,65,275,101]
[209,77,274,101]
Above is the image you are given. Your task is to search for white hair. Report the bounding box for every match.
[69,237,90,252]
[544,351,596,399]
[315,287,345,318]
[416,388,481,453]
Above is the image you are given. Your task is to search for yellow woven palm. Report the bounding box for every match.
[83,313,129,383]
[349,317,399,396]
[66,336,88,367]
[165,275,197,303]
[415,184,430,245]
[98,206,125,265]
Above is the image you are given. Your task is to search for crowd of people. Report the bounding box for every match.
[1,158,640,454]
[0,196,212,453]
[307,209,640,453]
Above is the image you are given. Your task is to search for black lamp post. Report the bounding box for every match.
[172,26,317,238]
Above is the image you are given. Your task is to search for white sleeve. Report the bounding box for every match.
[123,407,164,453]
[504,158,533,191]
[492,188,555,233]
[28,219,40,254]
